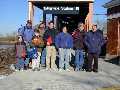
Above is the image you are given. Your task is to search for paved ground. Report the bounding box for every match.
[0,59,120,90]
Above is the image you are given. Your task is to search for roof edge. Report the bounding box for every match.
[103,0,120,8]
[28,0,94,2]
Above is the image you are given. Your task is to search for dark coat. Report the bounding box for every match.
[43,28,58,46]
[84,30,105,54]
[72,29,85,50]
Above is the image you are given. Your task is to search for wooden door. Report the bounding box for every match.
[107,18,118,55]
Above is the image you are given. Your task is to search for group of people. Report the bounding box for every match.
[15,20,105,73]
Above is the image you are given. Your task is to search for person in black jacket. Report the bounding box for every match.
[72,23,85,71]
[43,21,58,70]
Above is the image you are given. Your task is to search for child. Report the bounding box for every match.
[31,29,44,71]
[31,47,39,71]
[15,35,26,71]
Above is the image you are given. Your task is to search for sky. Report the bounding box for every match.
[0,0,110,35]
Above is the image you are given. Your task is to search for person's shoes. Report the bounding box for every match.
[15,69,19,72]
[41,66,46,70]
[80,68,84,71]
[32,68,35,71]
[51,68,57,71]
[37,68,40,71]
[59,68,63,72]
[41,64,46,67]
[86,69,92,72]
[75,68,79,71]
[20,68,24,71]
[93,69,98,73]
[45,68,49,71]
[66,69,70,72]
[24,66,27,70]
[42,67,46,70]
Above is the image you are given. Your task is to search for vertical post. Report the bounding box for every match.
[43,12,46,26]
[85,14,89,31]
[52,14,54,21]
[52,14,56,28]
[54,15,57,29]
[57,15,60,31]
[88,2,93,30]
[28,1,34,23]
[118,19,120,65]
[118,19,120,56]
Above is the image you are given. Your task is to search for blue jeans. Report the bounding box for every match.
[24,46,31,67]
[59,48,70,70]
[41,48,46,65]
[16,58,25,70]
[24,58,30,66]
[75,49,84,69]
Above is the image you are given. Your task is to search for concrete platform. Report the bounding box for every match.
[0,60,120,90]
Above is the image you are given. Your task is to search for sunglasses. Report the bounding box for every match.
[39,27,44,28]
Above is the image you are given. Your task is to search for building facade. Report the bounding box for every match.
[104,0,120,56]
[28,0,94,31]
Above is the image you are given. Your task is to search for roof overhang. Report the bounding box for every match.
[28,0,94,8]
[103,0,120,8]
[28,0,94,2]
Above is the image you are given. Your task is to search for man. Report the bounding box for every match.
[18,20,35,69]
[72,23,85,71]
[18,20,35,45]
[55,26,73,71]
[84,24,104,72]
[43,21,58,70]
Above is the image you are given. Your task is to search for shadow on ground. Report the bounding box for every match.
[105,56,120,66]
[36,88,43,90]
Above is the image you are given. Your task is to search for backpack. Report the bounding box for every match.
[32,36,44,46]
[18,26,25,36]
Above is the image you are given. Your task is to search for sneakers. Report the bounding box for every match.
[15,69,19,72]
[45,68,49,71]
[66,69,70,72]
[51,68,57,71]
[75,68,79,71]
[15,68,24,72]
[59,68,63,72]
[86,69,92,72]
[37,68,40,71]
[40,65,46,70]
[41,64,46,67]
[32,68,40,71]
[32,68,35,71]
[93,69,98,73]
[20,68,24,71]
